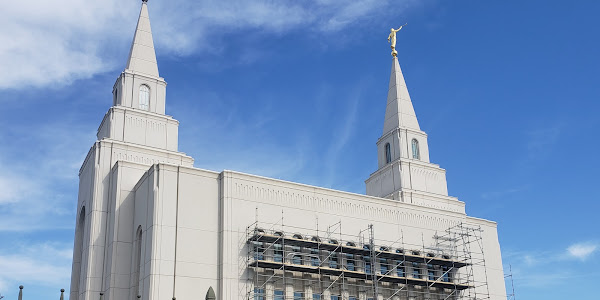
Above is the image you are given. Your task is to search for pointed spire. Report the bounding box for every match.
[126,0,159,77]
[382,57,420,134]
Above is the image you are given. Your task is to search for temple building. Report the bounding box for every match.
[69,1,507,300]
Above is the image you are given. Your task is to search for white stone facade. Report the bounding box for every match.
[69,2,506,300]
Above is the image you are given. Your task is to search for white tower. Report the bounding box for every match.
[69,1,193,300]
[366,56,456,207]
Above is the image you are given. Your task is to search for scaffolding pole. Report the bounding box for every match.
[244,215,490,300]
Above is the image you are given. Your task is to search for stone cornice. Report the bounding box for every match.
[366,157,444,181]
[377,127,427,145]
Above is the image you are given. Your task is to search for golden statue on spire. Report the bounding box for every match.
[387,24,406,57]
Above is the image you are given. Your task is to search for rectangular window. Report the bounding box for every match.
[254,288,265,300]
[442,266,451,282]
[346,254,355,271]
[412,262,421,279]
[294,292,304,300]
[329,252,338,269]
[253,242,264,260]
[311,249,320,266]
[274,244,283,262]
[313,293,321,300]
[349,297,357,300]
[331,295,340,300]
[274,290,284,300]
[427,264,435,281]
[379,258,388,274]
[365,257,372,274]
[395,260,405,277]
[292,246,302,265]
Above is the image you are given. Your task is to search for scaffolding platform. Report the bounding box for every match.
[241,217,491,300]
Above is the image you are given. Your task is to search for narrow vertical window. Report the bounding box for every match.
[427,263,435,280]
[311,248,320,266]
[139,84,150,110]
[364,256,372,274]
[273,243,283,262]
[346,253,355,271]
[133,226,143,298]
[385,143,391,164]
[113,89,118,106]
[291,245,302,265]
[253,241,264,260]
[329,251,338,269]
[412,262,421,278]
[70,207,85,300]
[441,266,451,282]
[395,260,405,277]
[411,139,420,160]
[379,257,388,274]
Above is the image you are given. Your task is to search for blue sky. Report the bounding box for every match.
[0,0,599,299]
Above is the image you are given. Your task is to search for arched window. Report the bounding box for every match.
[411,139,420,160]
[139,85,150,110]
[71,207,85,300]
[385,143,391,164]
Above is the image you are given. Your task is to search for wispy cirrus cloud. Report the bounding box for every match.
[0,0,418,90]
[0,242,73,293]
[567,242,598,260]
[503,240,600,289]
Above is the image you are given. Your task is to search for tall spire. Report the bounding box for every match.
[126,0,159,77]
[382,57,420,134]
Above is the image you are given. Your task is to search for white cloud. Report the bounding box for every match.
[0,0,416,90]
[567,242,598,260]
[0,242,72,292]
[0,174,35,205]
[0,119,93,231]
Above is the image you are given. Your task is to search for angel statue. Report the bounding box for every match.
[387,24,407,56]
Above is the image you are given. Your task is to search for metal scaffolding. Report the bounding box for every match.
[242,214,490,300]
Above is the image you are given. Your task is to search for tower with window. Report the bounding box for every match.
[69,2,193,300]
[365,55,456,206]
[68,1,506,300]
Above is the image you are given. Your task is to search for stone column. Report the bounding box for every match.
[286,283,294,300]
[266,282,274,300]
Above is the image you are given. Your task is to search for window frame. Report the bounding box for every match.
[411,138,420,159]
[385,143,392,164]
[139,84,150,111]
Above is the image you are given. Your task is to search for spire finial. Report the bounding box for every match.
[18,286,23,300]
